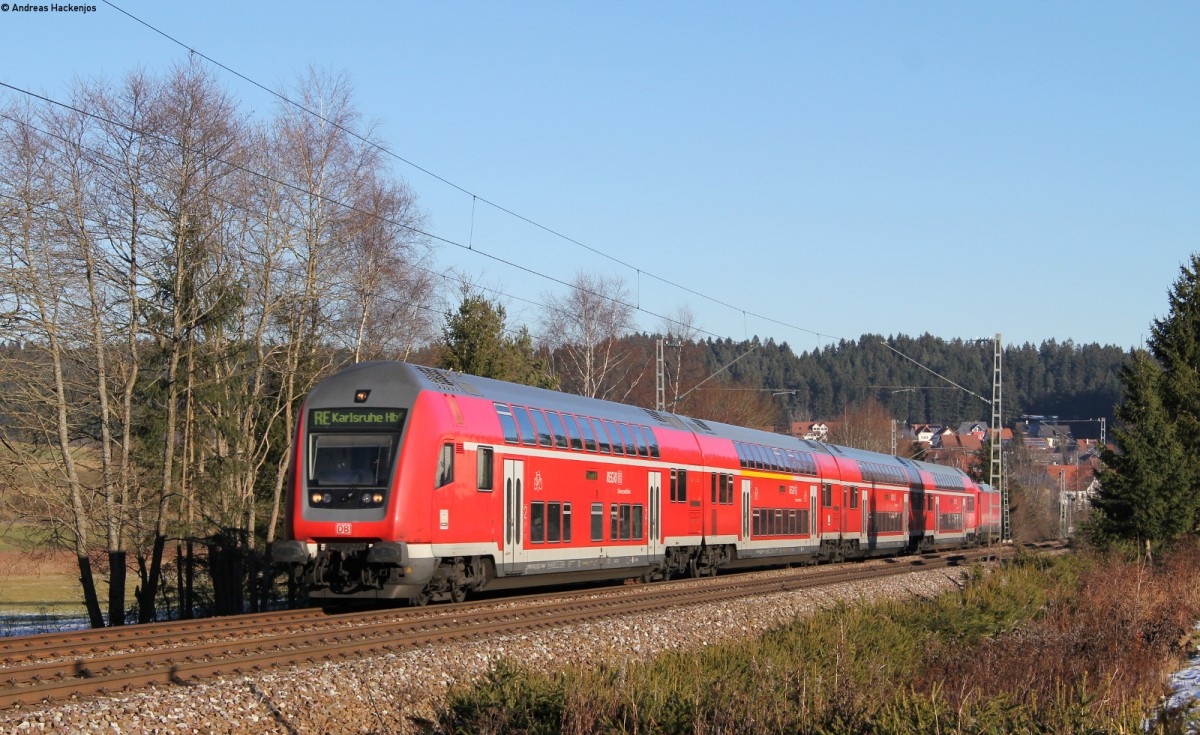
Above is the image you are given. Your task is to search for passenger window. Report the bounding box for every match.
[591,418,611,453]
[591,502,603,541]
[530,409,553,447]
[548,501,561,542]
[632,426,650,457]
[617,423,637,455]
[619,504,631,540]
[632,505,644,540]
[476,446,494,491]
[750,445,767,469]
[436,443,454,488]
[530,502,545,543]
[610,504,619,540]
[645,428,660,458]
[578,416,598,451]
[512,406,537,446]
[603,420,624,455]
[563,503,573,542]
[494,404,520,444]
[562,414,583,450]
[546,412,569,449]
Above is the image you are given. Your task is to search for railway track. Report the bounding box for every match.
[0,545,1018,710]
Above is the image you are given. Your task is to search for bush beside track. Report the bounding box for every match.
[438,542,1200,735]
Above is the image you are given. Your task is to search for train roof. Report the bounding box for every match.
[327,361,971,480]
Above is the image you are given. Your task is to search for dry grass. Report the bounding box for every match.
[436,543,1200,734]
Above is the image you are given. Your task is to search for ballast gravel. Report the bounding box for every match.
[0,566,972,735]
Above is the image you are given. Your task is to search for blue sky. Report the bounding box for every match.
[2,1,1196,352]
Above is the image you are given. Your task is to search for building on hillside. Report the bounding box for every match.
[911,424,940,444]
[930,426,956,448]
[956,421,989,440]
[789,421,830,442]
[926,433,983,473]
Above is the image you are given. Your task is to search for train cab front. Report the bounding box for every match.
[273,376,436,603]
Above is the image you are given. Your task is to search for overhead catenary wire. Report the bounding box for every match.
[2,11,976,396]
[96,0,841,344]
[0,88,986,408]
[0,85,718,343]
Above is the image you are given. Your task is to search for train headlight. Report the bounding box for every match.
[373,493,384,504]
[310,492,323,505]
[360,492,374,505]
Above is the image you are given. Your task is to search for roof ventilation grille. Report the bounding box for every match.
[416,366,462,392]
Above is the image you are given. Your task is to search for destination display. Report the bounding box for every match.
[308,408,406,431]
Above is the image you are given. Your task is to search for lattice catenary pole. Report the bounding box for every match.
[989,333,1009,542]
[655,338,666,412]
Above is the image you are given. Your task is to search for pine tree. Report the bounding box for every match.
[1089,256,1200,546]
[439,291,556,389]
[1091,350,1198,543]
[1148,254,1200,474]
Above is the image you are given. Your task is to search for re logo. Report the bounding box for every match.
[335,523,352,535]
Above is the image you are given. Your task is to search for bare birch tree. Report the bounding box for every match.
[338,175,433,363]
[540,271,638,399]
[0,98,107,627]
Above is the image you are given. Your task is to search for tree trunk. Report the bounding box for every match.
[135,534,167,624]
[77,555,104,629]
[107,550,126,626]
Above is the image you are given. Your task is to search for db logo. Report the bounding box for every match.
[335,523,353,535]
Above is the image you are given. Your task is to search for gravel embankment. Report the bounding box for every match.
[1,566,971,735]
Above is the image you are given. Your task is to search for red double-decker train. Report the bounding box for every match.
[272,361,1002,604]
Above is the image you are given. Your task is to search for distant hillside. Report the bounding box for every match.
[698,334,1127,439]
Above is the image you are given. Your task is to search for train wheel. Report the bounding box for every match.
[409,588,431,607]
[449,585,467,604]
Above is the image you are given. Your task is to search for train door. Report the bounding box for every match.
[861,488,869,538]
[810,485,818,538]
[741,479,752,538]
[503,458,525,568]
[822,482,835,539]
[841,486,850,538]
[648,471,662,558]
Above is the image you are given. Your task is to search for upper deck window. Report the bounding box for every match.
[617,423,638,456]
[602,420,624,455]
[494,403,520,443]
[646,428,659,458]
[529,409,554,447]
[577,416,598,452]
[590,418,610,453]
[545,411,569,449]
[512,406,537,446]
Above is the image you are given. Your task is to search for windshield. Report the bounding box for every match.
[309,434,396,487]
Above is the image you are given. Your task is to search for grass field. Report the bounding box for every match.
[0,522,109,615]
